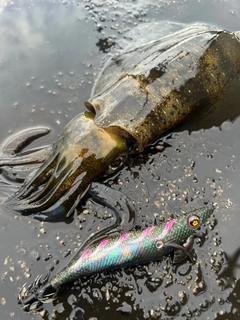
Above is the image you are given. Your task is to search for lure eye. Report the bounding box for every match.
[188,215,200,228]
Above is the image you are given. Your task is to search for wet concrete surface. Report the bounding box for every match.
[0,0,240,319]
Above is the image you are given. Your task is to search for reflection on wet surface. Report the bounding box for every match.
[0,0,240,319]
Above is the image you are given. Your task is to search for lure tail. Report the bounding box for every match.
[18,274,56,314]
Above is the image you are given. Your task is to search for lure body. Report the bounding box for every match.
[0,23,239,220]
[18,205,214,313]
[51,205,214,288]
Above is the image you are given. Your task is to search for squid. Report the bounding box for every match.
[0,23,239,221]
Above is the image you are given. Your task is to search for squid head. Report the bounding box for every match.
[5,112,128,220]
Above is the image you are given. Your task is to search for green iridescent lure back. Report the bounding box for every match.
[51,205,215,288]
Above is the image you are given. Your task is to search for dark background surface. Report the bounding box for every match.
[0,0,240,319]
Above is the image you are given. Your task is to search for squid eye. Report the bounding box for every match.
[188,215,200,228]
[103,153,128,177]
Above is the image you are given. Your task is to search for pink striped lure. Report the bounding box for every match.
[18,205,215,314]
[51,205,214,288]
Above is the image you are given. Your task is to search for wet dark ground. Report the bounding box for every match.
[0,0,240,319]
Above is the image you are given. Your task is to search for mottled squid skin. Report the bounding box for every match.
[1,24,240,219]
[18,205,215,313]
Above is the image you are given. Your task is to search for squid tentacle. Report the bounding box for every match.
[0,127,51,165]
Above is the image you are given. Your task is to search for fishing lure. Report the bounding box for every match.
[18,204,215,313]
[0,23,239,220]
